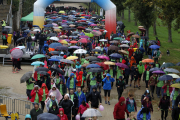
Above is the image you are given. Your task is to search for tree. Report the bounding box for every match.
[124,1,133,22]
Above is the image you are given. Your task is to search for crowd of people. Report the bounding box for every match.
[7,4,180,120]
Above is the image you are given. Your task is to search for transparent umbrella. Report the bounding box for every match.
[82,108,102,118]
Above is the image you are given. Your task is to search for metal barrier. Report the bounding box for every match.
[0,95,35,116]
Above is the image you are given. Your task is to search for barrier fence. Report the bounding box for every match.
[0,95,34,116]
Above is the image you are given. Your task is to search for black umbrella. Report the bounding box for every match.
[20,71,33,83]
[37,71,49,76]
[88,68,104,72]
[47,33,57,37]
[85,56,97,60]
[92,49,102,52]
[49,51,60,55]
[55,46,68,51]
[89,57,100,62]
[60,59,74,64]
[50,67,64,75]
[158,75,173,81]
[149,67,162,72]
[16,37,25,42]
[35,67,49,72]
[90,61,100,64]
[37,113,59,120]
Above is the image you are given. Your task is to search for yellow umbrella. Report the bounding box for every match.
[80,17,85,18]
[171,83,180,88]
[104,61,115,65]
[59,11,65,14]
[66,56,78,60]
[54,29,61,32]
[60,40,68,44]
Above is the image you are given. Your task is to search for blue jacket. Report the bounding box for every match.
[102,73,115,90]
[137,107,151,120]
[66,73,77,89]
[75,91,86,107]
[25,114,31,120]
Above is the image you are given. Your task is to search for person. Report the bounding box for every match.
[133,67,140,88]
[46,94,58,112]
[75,87,86,107]
[126,93,137,114]
[76,70,83,89]
[130,53,136,68]
[170,88,180,109]
[66,73,77,91]
[26,77,35,100]
[136,107,151,120]
[141,90,152,102]
[162,81,173,100]
[60,94,74,120]
[38,34,46,54]
[64,64,74,81]
[116,76,126,100]
[25,114,31,120]
[156,74,164,98]
[2,31,8,45]
[137,61,145,87]
[82,87,89,102]
[48,102,59,115]
[30,103,43,120]
[142,97,153,113]
[148,73,157,99]
[77,100,89,120]
[143,67,151,89]
[172,102,180,120]
[113,97,129,120]
[39,83,49,110]
[102,73,115,105]
[88,86,102,109]
[57,108,68,120]
[96,72,102,93]
[57,79,67,98]
[1,19,6,30]
[30,85,43,104]
[26,33,32,52]
[69,89,78,120]
[48,84,63,103]
[158,93,170,120]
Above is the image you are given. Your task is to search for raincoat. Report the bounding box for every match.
[66,73,77,89]
[76,71,83,87]
[48,84,63,103]
[39,83,49,99]
[25,114,31,120]
[102,73,115,90]
[57,108,68,120]
[30,86,43,103]
[130,56,136,68]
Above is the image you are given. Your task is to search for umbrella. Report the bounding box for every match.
[48,58,60,62]
[171,83,180,88]
[22,27,29,30]
[20,71,33,83]
[149,67,162,72]
[176,62,180,66]
[160,63,175,68]
[99,39,107,42]
[167,74,180,78]
[132,35,140,38]
[148,40,157,45]
[142,59,154,63]
[127,32,135,37]
[35,67,49,72]
[108,45,119,51]
[16,46,25,49]
[74,49,87,54]
[49,43,62,48]
[89,57,100,62]
[47,33,56,37]
[70,40,78,44]
[11,49,23,59]
[141,36,149,39]
[66,56,78,60]
[86,64,100,69]
[110,40,119,44]
[31,61,45,66]
[69,46,80,49]
[79,35,90,39]
[55,46,68,51]
[78,38,91,43]
[50,67,64,75]
[16,37,25,42]
[164,68,180,73]
[50,37,59,41]
[82,108,102,118]
[116,63,129,68]
[104,61,115,65]
[175,78,180,83]
[82,63,90,67]
[85,56,97,60]
[37,71,49,76]
[37,113,60,120]
[152,70,165,74]
[120,44,129,48]
[92,49,102,52]
[96,62,109,70]
[88,68,104,73]
[121,40,130,44]
[139,28,146,31]
[110,53,123,58]
[97,55,110,60]
[31,54,45,59]
[49,51,60,55]
[10,48,19,53]
[149,45,160,49]
[158,75,173,81]
[118,50,128,55]
[60,59,74,64]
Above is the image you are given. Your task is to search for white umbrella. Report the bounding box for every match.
[120,44,130,48]
[168,74,180,78]
[82,108,102,118]
[95,46,101,50]
[74,49,87,54]
[103,30,107,33]
[99,39,107,42]
[121,40,130,43]
[4,26,12,29]
[33,29,41,32]
[16,46,25,49]
[50,37,59,41]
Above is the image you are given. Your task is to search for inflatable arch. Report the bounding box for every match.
[33,0,116,38]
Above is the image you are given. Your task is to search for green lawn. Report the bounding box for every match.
[81,3,180,70]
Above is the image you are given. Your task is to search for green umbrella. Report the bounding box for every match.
[160,63,175,68]
[31,54,45,59]
[85,32,94,37]
[58,26,62,29]
[68,21,74,24]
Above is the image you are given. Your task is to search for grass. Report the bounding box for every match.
[80,3,180,70]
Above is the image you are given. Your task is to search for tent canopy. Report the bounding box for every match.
[21,12,33,21]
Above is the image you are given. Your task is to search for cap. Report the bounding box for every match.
[146,90,149,93]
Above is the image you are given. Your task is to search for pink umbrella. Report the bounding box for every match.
[90,24,97,26]
[78,38,91,43]
[52,23,58,26]
[79,35,90,39]
[96,31,102,35]
[97,55,110,60]
[92,30,97,32]
[62,20,67,22]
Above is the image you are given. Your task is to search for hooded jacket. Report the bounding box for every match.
[158,94,170,110]
[142,98,153,112]
[60,99,74,116]
[148,75,157,86]
[57,108,68,120]
[64,65,73,77]
[172,106,180,120]
[76,71,83,87]
[102,73,115,90]
[30,87,43,103]
[136,107,151,120]
[130,56,136,68]
[137,61,145,74]
[113,97,129,119]
[30,108,43,120]
[162,84,173,94]
[78,103,89,114]
[66,73,77,89]
[48,102,59,115]
[88,87,102,108]
[25,114,31,120]
[39,83,49,99]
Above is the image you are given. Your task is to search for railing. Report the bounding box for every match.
[6,0,13,24]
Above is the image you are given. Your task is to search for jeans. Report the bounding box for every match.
[150,85,155,97]
[117,89,123,100]
[172,100,175,108]
[124,74,129,85]
[26,42,31,51]
[38,45,43,54]
[2,26,4,30]
[90,85,97,93]
[156,87,162,97]
[96,82,102,93]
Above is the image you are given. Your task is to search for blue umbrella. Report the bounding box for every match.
[32,25,39,27]
[158,75,173,81]
[110,53,123,58]
[48,59,60,62]
[49,43,62,48]
[37,113,59,120]
[81,18,87,20]
[24,30,31,33]
[149,45,160,49]
[175,78,180,83]
[31,61,45,66]
[86,64,100,69]
[88,22,94,25]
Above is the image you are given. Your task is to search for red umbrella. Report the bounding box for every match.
[81,14,86,16]
[10,48,19,53]
[77,26,85,30]
[50,17,57,19]
[78,38,91,43]
[53,11,57,13]
[70,40,78,44]
[96,62,109,70]
[102,19,105,21]
[46,12,51,14]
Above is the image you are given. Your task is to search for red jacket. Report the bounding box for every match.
[30,88,43,103]
[128,48,134,58]
[113,97,129,119]
[39,83,49,99]
[162,85,173,94]
[78,103,89,114]
[76,71,83,87]
[57,108,68,120]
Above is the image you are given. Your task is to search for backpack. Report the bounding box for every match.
[2,35,6,40]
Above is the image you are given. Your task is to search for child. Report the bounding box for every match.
[116,76,126,100]
[57,108,68,120]
[77,100,89,120]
